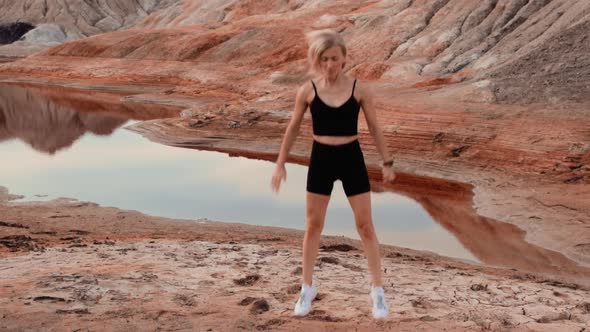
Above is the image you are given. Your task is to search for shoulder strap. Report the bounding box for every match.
[311,80,317,94]
[351,79,357,96]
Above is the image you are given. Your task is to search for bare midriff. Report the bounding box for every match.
[312,134,358,145]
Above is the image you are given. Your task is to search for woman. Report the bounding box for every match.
[270,29,396,320]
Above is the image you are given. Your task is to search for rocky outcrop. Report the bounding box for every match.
[0,0,180,39]
[0,0,588,104]
[0,22,35,44]
[18,24,67,45]
[0,0,180,58]
[487,18,590,104]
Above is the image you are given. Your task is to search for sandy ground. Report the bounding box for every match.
[1,186,589,331]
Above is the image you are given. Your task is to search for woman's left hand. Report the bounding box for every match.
[382,166,396,183]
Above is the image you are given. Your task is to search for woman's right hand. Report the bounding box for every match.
[271,164,287,193]
[382,166,396,183]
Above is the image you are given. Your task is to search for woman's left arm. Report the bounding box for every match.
[359,81,393,164]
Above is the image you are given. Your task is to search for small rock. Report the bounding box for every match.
[291,267,302,276]
[575,302,590,313]
[238,297,258,306]
[189,119,210,128]
[470,283,488,291]
[227,120,241,129]
[449,145,469,157]
[180,109,196,118]
[286,284,300,294]
[317,256,339,264]
[536,310,571,323]
[320,244,356,252]
[55,308,90,315]
[233,274,260,286]
[250,299,269,314]
[433,132,444,143]
[33,296,66,303]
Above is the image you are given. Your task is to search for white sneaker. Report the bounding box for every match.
[370,285,389,320]
[293,283,317,316]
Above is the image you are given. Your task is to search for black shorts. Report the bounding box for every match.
[306,139,371,197]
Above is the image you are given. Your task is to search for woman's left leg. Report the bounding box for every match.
[347,192,383,287]
[341,140,389,319]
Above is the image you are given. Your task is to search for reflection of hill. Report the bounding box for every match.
[374,178,590,285]
[0,84,128,154]
[19,83,182,121]
[0,83,182,155]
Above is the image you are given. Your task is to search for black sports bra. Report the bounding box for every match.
[309,79,361,136]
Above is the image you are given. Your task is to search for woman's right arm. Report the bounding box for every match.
[276,83,309,165]
[271,83,309,192]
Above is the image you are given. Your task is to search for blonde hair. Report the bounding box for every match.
[305,29,347,75]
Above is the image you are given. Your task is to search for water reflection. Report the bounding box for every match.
[374,179,590,285]
[0,83,179,154]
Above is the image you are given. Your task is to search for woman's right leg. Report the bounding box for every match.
[294,191,330,316]
[302,191,331,285]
